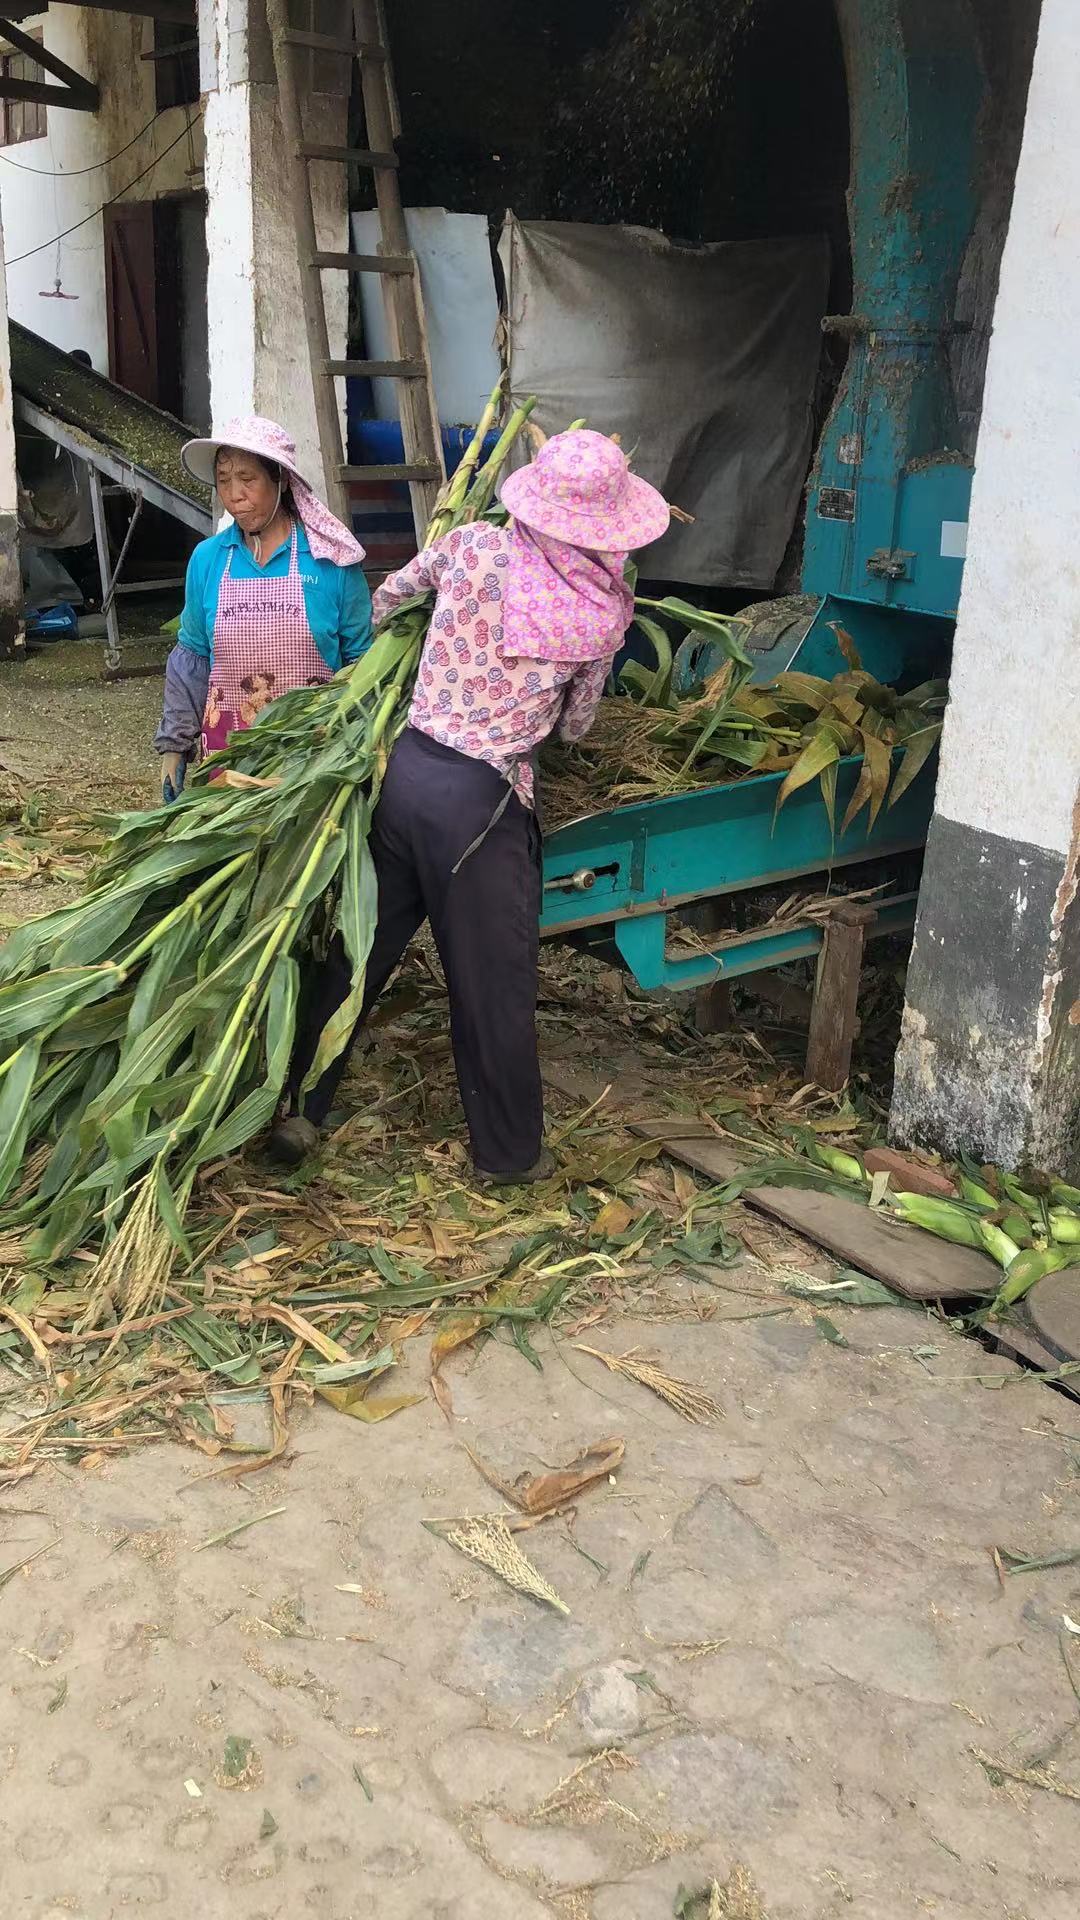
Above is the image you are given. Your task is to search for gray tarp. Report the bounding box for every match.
[498,215,829,588]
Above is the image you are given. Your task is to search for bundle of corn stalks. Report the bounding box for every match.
[0,388,534,1319]
[543,602,946,830]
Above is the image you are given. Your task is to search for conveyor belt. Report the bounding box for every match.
[10,321,212,537]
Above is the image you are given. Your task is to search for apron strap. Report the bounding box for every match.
[450,756,528,875]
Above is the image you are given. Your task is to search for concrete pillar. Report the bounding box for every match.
[0,204,23,658]
[201,0,348,493]
[891,0,1080,1179]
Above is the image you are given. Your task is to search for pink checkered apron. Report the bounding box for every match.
[201,528,331,755]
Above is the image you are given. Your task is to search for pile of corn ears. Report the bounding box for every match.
[721,1135,1080,1318]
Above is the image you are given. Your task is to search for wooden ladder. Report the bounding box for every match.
[265,0,445,540]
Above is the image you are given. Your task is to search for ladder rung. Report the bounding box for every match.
[282,29,386,58]
[299,143,398,169]
[311,251,414,274]
[342,465,443,484]
[328,359,425,378]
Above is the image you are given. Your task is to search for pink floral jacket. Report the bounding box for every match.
[371,525,611,805]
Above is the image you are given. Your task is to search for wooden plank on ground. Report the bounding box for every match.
[627,1120,992,1304]
[540,1055,992,1302]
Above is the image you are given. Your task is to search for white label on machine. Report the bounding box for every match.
[940,520,968,559]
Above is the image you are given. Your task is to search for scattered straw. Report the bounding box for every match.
[575,1344,724,1422]
[708,1866,769,1919]
[973,1746,1080,1803]
[534,1749,634,1823]
[423,1515,569,1614]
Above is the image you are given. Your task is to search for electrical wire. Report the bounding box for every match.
[4,110,202,267]
[0,106,166,178]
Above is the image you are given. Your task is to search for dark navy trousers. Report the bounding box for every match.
[288,727,544,1176]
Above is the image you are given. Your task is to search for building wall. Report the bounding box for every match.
[0,10,205,370]
[0,199,21,652]
[891,0,1080,1177]
[202,0,347,493]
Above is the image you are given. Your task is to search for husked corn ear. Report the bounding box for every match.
[1048,1208,1080,1245]
[975,1219,1022,1272]
[997,1209,1034,1251]
[990,1246,1077,1317]
[812,1144,867,1185]
[959,1172,999,1209]
[891,1192,985,1250]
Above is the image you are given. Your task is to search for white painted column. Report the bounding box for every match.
[891,0,1080,1177]
[202,0,347,492]
[0,201,23,655]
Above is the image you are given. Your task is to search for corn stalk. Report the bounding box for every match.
[0,386,534,1318]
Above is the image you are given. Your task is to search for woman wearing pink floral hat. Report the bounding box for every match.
[273,428,669,1185]
[154,417,372,798]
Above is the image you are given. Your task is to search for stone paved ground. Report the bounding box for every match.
[3,1289,1080,1920]
[3,644,1080,1917]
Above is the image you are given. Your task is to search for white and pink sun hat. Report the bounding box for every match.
[499,428,670,553]
[182,414,365,566]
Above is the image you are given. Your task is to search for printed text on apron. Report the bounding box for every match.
[201,527,332,756]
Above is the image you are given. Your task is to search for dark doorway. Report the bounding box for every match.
[103,193,208,430]
[104,200,174,409]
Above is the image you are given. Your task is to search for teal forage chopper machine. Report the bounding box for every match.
[538,0,985,1069]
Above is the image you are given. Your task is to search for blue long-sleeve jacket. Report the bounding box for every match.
[155,520,373,755]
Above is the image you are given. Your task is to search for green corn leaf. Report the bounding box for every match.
[44,990,136,1054]
[25,1051,88,1135]
[625,616,674,706]
[639,595,752,662]
[126,914,208,1044]
[194,956,299,1163]
[155,1158,194,1262]
[303,799,378,1090]
[24,1188,97,1264]
[888,723,942,808]
[52,836,252,970]
[819,756,838,836]
[0,1038,43,1203]
[248,806,347,925]
[0,966,122,1048]
[840,729,895,836]
[774,729,841,818]
[768,671,833,712]
[38,1045,119,1205]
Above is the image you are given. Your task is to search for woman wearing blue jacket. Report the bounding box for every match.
[155,416,372,796]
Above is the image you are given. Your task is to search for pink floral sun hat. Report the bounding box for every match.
[182,414,365,567]
[499,428,670,552]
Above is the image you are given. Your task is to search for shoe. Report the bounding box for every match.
[473,1146,557,1187]
[267,1115,320,1167]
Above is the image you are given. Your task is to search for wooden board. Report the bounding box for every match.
[539,1054,991,1303]
[627,1120,993,1303]
[1026,1270,1080,1363]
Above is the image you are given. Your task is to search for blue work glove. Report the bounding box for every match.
[161,752,187,805]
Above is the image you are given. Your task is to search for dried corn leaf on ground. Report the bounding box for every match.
[0,932,857,1478]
